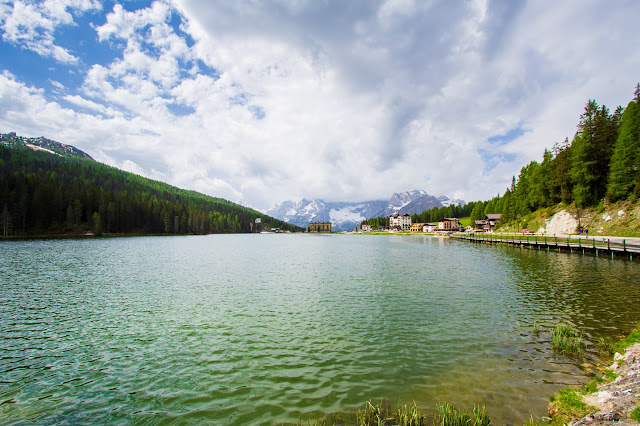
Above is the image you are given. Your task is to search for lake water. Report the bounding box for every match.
[2,234,640,425]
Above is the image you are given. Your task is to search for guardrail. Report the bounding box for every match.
[451,232,640,261]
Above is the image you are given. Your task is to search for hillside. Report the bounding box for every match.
[0,137,302,236]
[496,201,640,237]
[1,132,93,160]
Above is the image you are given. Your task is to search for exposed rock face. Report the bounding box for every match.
[541,210,579,234]
[572,343,640,425]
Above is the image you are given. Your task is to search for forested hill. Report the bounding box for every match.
[467,83,640,225]
[0,139,302,236]
[359,84,640,230]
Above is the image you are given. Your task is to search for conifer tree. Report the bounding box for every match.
[607,90,640,201]
[570,100,619,205]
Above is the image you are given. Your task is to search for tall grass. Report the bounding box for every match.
[292,401,490,426]
[435,402,490,426]
[550,323,584,355]
[355,400,425,426]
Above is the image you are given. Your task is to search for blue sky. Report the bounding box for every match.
[1,0,639,210]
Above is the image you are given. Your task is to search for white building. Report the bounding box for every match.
[390,213,412,230]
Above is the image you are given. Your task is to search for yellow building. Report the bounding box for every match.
[309,222,332,233]
[410,223,425,232]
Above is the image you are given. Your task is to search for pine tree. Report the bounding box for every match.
[570,100,619,206]
[607,98,640,201]
[470,202,484,222]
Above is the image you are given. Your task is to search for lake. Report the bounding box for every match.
[2,234,640,424]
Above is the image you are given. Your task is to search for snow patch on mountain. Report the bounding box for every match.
[329,207,366,224]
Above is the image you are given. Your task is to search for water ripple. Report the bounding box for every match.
[1,235,640,424]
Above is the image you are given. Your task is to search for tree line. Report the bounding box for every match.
[478,83,640,225]
[361,202,479,228]
[0,143,302,236]
[362,83,640,229]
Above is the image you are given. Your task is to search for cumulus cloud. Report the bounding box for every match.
[0,0,101,63]
[1,1,639,210]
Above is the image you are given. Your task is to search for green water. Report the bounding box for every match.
[1,234,640,424]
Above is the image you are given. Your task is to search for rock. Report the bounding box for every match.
[570,343,640,425]
[618,210,625,217]
[545,210,578,234]
[593,410,622,421]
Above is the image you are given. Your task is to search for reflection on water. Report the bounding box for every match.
[1,234,640,424]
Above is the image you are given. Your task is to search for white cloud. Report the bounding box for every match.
[0,0,101,63]
[1,1,640,210]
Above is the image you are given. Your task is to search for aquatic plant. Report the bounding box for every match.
[550,323,584,355]
[355,400,425,425]
[293,400,489,426]
[355,400,383,425]
[596,336,615,356]
[396,402,424,426]
[532,322,540,335]
[435,402,490,426]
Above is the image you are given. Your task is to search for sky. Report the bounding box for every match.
[1,0,639,211]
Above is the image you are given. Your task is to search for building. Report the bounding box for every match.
[438,217,461,231]
[361,224,372,232]
[389,213,412,230]
[309,222,332,233]
[475,220,487,231]
[423,223,438,233]
[484,214,502,232]
[410,223,425,232]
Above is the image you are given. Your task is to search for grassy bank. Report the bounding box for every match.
[497,200,640,237]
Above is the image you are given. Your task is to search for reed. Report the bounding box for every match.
[396,402,424,426]
[435,402,490,426]
[532,322,540,335]
[550,323,584,355]
[292,401,488,426]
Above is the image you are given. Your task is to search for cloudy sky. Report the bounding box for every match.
[1,0,639,210]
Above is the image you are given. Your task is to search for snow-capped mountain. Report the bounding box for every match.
[267,199,387,231]
[267,191,465,231]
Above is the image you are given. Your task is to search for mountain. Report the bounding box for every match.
[268,191,465,231]
[1,132,93,160]
[266,199,388,231]
[0,133,301,236]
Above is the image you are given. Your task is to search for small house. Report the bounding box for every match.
[484,214,502,232]
[410,223,425,232]
[423,223,438,233]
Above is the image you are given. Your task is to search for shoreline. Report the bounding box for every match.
[545,322,640,425]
